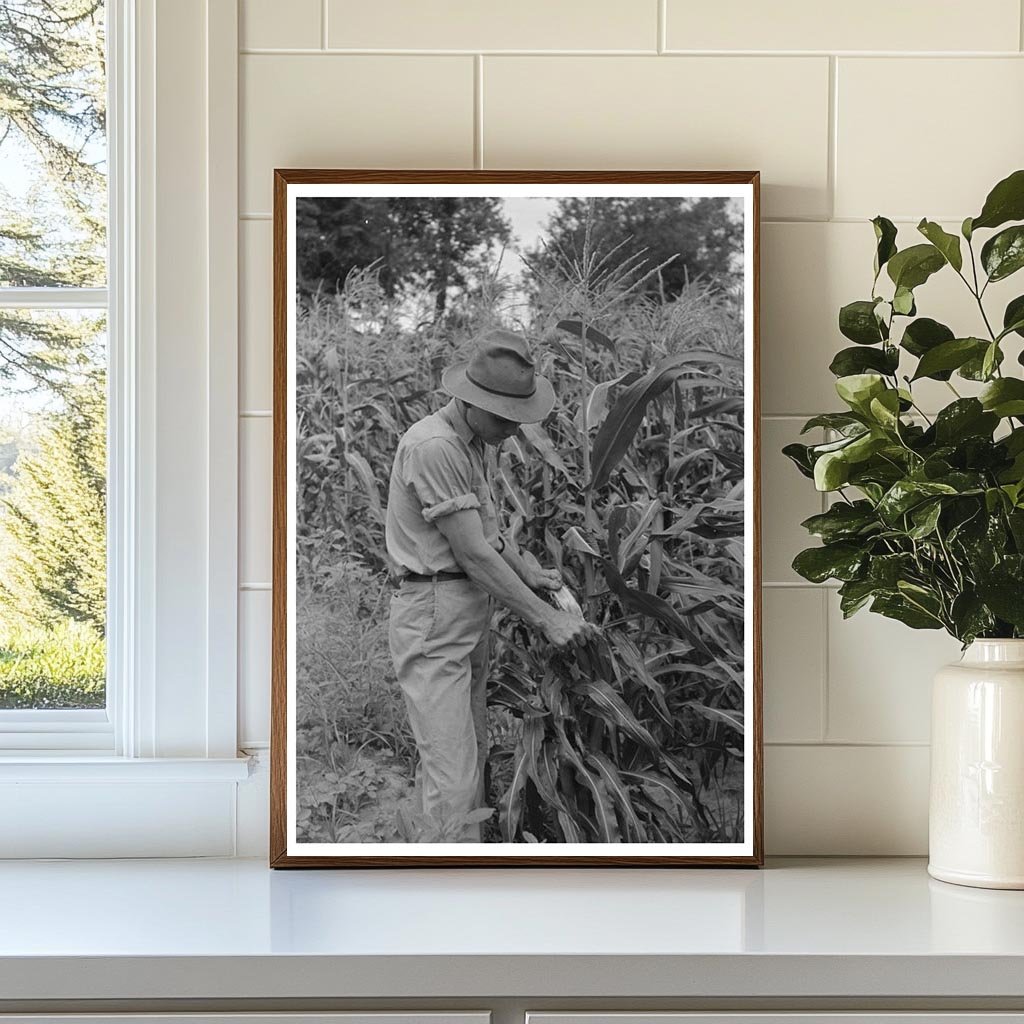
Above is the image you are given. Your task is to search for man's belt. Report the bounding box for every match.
[399,570,468,584]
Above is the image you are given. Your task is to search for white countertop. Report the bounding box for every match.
[1,856,1023,1001]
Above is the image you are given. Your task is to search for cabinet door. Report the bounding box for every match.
[527,1016,1024,1024]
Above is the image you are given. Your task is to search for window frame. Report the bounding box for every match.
[0,0,244,784]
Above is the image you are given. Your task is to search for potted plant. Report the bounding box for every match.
[785,169,1024,889]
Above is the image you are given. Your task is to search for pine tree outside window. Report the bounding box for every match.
[0,1,111,745]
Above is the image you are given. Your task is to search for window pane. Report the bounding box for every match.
[0,309,106,710]
[0,1,107,288]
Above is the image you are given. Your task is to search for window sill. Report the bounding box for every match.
[0,754,253,782]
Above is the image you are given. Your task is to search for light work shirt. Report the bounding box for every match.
[385,399,500,576]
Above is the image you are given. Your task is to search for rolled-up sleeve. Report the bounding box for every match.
[405,437,482,524]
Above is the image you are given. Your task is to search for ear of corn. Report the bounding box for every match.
[550,585,585,621]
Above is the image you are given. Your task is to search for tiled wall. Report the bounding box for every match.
[236,0,1024,854]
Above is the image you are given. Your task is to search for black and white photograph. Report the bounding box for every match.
[272,172,761,866]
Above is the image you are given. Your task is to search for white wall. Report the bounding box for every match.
[234,0,1024,855]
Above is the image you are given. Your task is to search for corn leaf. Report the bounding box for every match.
[589,351,741,490]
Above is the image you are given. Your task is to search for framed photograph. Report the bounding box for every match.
[270,170,762,867]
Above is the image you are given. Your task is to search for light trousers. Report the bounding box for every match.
[388,578,492,842]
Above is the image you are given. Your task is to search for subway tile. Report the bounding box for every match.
[827,598,962,744]
[762,221,1022,416]
[240,55,474,214]
[761,418,824,584]
[762,587,824,743]
[666,0,1020,53]
[328,0,657,51]
[240,219,272,411]
[836,58,1024,221]
[241,0,321,50]
[240,416,272,586]
[762,222,853,417]
[765,744,929,854]
[483,56,830,220]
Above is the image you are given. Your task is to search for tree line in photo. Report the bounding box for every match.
[294,193,747,844]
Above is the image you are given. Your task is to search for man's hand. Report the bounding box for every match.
[523,565,562,592]
[541,608,595,649]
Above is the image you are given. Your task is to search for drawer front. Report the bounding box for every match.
[528,1016,1024,1024]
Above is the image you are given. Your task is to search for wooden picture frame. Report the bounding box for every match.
[271,170,762,867]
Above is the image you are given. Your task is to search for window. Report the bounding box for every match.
[0,0,245,860]
[0,0,111,749]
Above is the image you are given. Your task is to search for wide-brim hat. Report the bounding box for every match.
[441,328,555,424]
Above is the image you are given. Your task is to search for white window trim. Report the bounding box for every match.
[107,0,145,759]
[0,0,249,853]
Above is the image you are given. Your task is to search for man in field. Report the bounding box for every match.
[386,328,591,842]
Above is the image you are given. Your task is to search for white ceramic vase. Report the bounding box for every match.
[929,639,1024,889]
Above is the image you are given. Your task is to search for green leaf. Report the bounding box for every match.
[971,168,1024,232]
[872,216,898,277]
[985,486,1008,514]
[808,432,868,455]
[800,412,865,434]
[800,500,879,543]
[839,299,887,345]
[933,399,998,444]
[976,576,1024,629]
[868,552,915,587]
[981,225,1024,283]
[982,341,1001,380]
[960,343,1004,381]
[908,500,943,540]
[792,542,866,583]
[930,470,986,493]
[911,337,987,381]
[900,318,955,379]
[1006,427,1024,456]
[877,479,958,524]
[871,593,943,630]
[868,389,902,430]
[962,216,974,241]
[950,593,995,644]
[886,243,946,291]
[980,377,1024,418]
[1009,508,1024,546]
[782,442,815,479]
[1003,295,1024,340]
[917,219,963,272]
[835,373,887,413]
[838,578,880,617]
[846,431,888,462]
[814,450,850,491]
[891,286,916,316]
[829,345,899,378]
